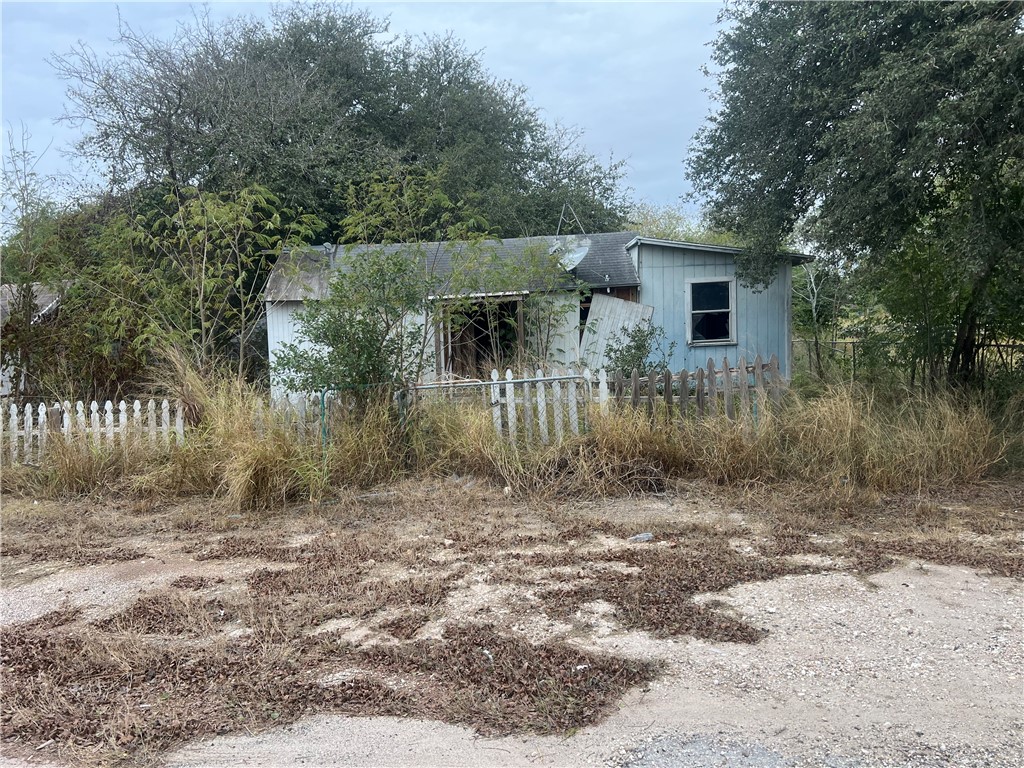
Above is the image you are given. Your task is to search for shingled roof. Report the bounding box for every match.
[265,231,642,303]
[0,283,62,327]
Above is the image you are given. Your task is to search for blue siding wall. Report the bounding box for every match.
[634,243,793,377]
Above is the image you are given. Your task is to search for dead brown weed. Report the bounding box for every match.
[321,623,661,736]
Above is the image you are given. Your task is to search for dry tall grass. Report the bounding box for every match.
[6,364,1009,507]
[427,384,1005,497]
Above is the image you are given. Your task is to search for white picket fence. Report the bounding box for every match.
[2,399,184,465]
[3,356,786,464]
[412,369,592,445]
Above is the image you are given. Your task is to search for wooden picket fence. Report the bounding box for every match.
[413,354,785,441]
[2,399,185,465]
[410,369,592,445]
[3,355,786,463]
[598,354,785,422]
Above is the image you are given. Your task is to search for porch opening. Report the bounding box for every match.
[437,295,525,378]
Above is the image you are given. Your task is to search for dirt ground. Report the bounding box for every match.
[1,479,1021,767]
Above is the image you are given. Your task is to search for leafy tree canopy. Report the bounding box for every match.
[688,1,1023,383]
[52,3,628,238]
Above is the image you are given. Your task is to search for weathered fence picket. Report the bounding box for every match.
[409,357,781,443]
[722,358,735,420]
[535,370,549,444]
[598,354,785,426]
[504,370,517,442]
[737,356,751,421]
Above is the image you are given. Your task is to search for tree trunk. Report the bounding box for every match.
[946,254,996,387]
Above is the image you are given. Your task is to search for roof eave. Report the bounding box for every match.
[626,236,813,265]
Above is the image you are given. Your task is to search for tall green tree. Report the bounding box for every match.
[0,128,68,397]
[132,185,323,377]
[275,165,488,397]
[688,1,1024,385]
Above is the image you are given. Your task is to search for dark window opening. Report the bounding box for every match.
[690,281,732,343]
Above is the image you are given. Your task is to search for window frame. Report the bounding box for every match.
[685,276,737,346]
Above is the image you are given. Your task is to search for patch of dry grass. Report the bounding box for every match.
[323,623,661,736]
[539,537,817,643]
[0,626,403,766]
[93,592,238,636]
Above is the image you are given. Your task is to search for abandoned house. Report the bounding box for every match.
[264,232,809,396]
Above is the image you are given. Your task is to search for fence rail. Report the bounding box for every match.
[2,399,184,465]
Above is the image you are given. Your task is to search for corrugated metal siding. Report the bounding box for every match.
[580,293,655,371]
[636,244,793,377]
[266,301,304,398]
[544,293,585,369]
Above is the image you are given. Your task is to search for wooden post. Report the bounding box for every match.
[567,370,580,436]
[706,358,718,418]
[663,369,674,421]
[76,401,86,434]
[104,401,114,446]
[9,404,18,464]
[175,402,185,444]
[504,369,517,442]
[535,369,549,444]
[722,357,735,420]
[551,377,564,443]
[614,370,624,406]
[132,400,142,435]
[768,354,783,410]
[62,400,72,436]
[695,367,706,419]
[737,356,751,423]
[147,400,157,443]
[49,402,62,444]
[161,400,171,446]
[91,401,101,448]
[647,370,657,419]
[40,403,53,458]
[598,369,609,415]
[22,404,34,463]
[679,369,690,421]
[753,354,767,422]
[521,373,534,443]
[490,369,503,437]
[582,368,593,431]
[630,369,641,409]
[118,401,128,443]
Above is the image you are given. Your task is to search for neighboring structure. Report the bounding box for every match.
[264,232,809,395]
[0,283,62,397]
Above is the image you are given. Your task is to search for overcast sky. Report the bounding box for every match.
[2,1,725,211]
